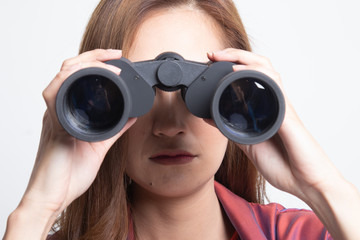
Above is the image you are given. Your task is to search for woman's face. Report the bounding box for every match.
[125,6,228,198]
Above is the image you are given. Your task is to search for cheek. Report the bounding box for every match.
[125,157,151,187]
[125,116,152,154]
[195,120,228,153]
[124,122,148,177]
[128,117,150,138]
[193,119,228,169]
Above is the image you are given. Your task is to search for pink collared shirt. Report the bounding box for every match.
[215,181,332,239]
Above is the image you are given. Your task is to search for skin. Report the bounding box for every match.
[4,4,360,240]
[125,8,230,198]
[124,7,231,240]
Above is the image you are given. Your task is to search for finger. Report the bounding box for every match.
[232,64,284,89]
[233,65,300,139]
[209,48,273,68]
[44,61,121,107]
[58,60,122,111]
[59,59,122,76]
[60,49,122,71]
[100,117,138,150]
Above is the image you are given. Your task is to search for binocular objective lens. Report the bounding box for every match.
[218,78,278,136]
[67,75,124,132]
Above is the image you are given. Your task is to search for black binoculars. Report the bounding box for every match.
[56,52,285,144]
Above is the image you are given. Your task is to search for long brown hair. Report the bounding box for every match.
[53,0,266,239]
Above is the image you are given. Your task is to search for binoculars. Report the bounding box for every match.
[56,52,285,144]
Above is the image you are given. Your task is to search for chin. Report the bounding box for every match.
[132,175,214,199]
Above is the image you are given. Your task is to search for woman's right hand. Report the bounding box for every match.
[4,49,136,240]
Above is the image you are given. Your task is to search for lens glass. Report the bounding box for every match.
[218,78,278,136]
[67,75,124,132]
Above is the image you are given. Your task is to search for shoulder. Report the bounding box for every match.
[249,202,331,239]
[214,181,332,240]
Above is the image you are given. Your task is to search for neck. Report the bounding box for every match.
[130,179,233,240]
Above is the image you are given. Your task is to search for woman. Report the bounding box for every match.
[4,0,360,239]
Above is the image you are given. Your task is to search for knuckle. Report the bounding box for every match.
[42,89,53,107]
[42,88,49,100]
[60,59,73,71]
[262,56,272,66]
[93,48,107,56]
[55,70,68,81]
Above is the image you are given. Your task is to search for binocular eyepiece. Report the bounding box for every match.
[56,52,285,144]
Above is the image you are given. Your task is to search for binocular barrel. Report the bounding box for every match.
[56,52,285,144]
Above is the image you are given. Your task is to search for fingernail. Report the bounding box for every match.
[233,65,246,71]
[108,65,121,75]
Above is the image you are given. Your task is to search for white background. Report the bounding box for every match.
[0,0,359,236]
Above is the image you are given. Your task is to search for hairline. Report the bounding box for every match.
[122,4,230,58]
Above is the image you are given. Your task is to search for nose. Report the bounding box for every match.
[151,89,188,138]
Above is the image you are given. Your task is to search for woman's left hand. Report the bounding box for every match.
[209,48,338,200]
[208,48,360,240]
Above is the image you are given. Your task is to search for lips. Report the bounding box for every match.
[149,150,196,165]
